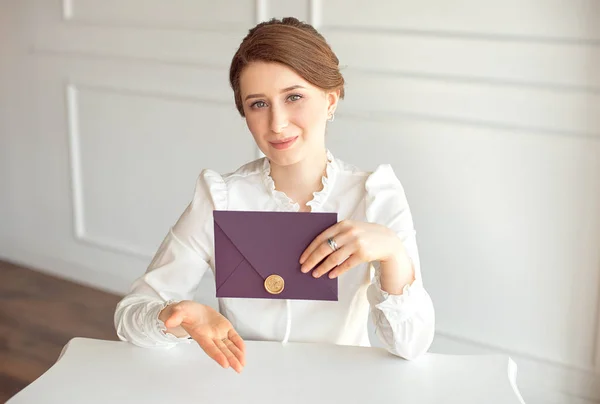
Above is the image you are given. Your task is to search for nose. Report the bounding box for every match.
[269,106,288,134]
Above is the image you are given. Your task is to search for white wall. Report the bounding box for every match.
[1,1,599,403]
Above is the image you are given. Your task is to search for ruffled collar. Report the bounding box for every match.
[262,150,337,212]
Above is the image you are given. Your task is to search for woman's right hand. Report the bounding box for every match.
[159,300,246,373]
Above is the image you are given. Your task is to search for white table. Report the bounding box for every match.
[8,337,526,403]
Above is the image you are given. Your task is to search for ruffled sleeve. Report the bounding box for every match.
[364,164,435,360]
[114,169,227,348]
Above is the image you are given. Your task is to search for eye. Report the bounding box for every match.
[250,101,268,109]
[287,94,303,102]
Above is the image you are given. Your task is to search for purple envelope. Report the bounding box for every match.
[213,210,338,301]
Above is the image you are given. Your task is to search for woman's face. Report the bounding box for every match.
[239,61,339,167]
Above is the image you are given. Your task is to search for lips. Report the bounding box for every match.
[269,136,298,150]
[271,137,297,144]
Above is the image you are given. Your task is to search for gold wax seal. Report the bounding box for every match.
[264,274,285,295]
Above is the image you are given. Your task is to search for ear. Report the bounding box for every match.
[326,89,340,117]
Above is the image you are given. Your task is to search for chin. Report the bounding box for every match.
[262,144,304,167]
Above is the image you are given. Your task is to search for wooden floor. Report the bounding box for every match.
[0,260,122,402]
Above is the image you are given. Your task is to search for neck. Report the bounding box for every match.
[269,149,328,211]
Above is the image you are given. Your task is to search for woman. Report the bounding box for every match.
[114,17,435,373]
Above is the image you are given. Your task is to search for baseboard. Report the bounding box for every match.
[0,245,129,296]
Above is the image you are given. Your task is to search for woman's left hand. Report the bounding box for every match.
[299,219,405,279]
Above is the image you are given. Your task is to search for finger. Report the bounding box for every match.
[328,254,364,279]
[228,329,246,364]
[299,220,349,264]
[223,339,245,368]
[216,339,243,373]
[312,243,354,278]
[301,239,336,274]
[164,308,185,329]
[302,230,351,274]
[196,336,229,369]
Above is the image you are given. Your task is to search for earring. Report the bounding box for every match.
[327,113,335,122]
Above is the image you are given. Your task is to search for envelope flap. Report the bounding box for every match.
[213,223,247,291]
[213,210,338,296]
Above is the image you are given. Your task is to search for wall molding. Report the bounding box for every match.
[59,0,600,45]
[335,110,600,141]
[255,0,268,23]
[344,66,600,95]
[320,24,600,46]
[65,83,153,260]
[62,0,73,20]
[32,47,228,70]
[63,19,249,33]
[64,82,230,261]
[308,0,322,28]
[61,0,250,32]
[70,81,232,105]
[33,46,600,95]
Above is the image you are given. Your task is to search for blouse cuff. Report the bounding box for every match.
[367,265,429,324]
[146,300,193,347]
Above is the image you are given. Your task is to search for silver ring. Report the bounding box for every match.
[327,237,339,252]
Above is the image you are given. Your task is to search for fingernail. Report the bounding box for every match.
[329,273,335,279]
[313,272,319,278]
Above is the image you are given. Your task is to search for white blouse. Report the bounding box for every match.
[114,151,435,360]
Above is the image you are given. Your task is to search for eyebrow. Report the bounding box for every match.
[244,85,305,101]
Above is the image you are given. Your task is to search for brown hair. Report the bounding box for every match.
[229,17,345,117]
